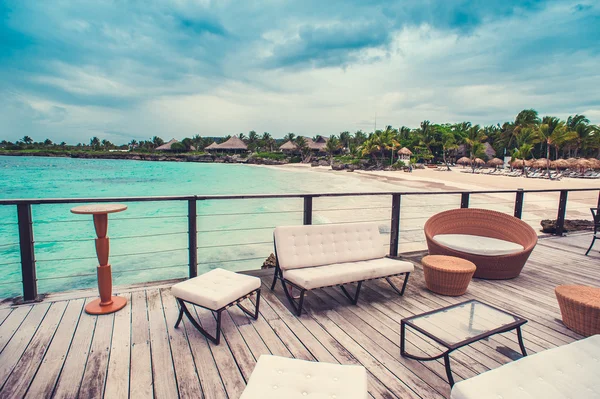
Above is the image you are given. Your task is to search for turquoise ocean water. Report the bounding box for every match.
[0,156,398,298]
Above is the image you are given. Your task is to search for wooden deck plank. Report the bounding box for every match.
[24,299,85,399]
[0,234,597,399]
[52,298,97,399]
[129,290,153,399]
[104,293,132,399]
[161,289,204,398]
[0,306,31,353]
[183,311,228,399]
[0,303,50,390]
[78,306,115,398]
[0,308,12,326]
[147,288,179,399]
[1,301,68,398]
[192,306,246,399]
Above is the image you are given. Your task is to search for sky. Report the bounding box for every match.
[1,0,599,144]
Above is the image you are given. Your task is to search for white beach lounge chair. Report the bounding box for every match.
[451,335,600,399]
[240,355,368,399]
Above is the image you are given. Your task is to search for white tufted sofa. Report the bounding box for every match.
[451,334,600,399]
[271,222,414,315]
[240,355,368,399]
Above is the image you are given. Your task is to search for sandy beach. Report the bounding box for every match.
[266,163,600,252]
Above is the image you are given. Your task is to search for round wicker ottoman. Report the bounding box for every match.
[555,285,600,336]
[421,255,476,296]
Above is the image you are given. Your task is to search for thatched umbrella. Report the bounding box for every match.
[532,158,549,169]
[487,158,504,167]
[589,158,600,169]
[457,157,471,165]
[473,158,485,165]
[550,159,564,169]
[566,158,579,168]
[576,159,593,170]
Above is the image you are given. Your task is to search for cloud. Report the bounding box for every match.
[0,0,599,143]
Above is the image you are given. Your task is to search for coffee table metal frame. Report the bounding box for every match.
[400,299,528,386]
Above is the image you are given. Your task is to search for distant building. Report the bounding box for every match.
[397,147,413,163]
[206,136,248,153]
[155,138,196,151]
[278,136,328,154]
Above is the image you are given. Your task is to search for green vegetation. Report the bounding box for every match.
[1,109,598,169]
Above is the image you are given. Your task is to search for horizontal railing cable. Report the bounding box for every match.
[198,226,278,233]
[198,210,303,217]
[0,280,22,286]
[198,241,272,249]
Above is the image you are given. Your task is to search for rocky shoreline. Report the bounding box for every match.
[0,150,416,171]
[0,150,288,165]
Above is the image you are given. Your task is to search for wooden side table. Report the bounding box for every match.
[422,255,476,296]
[71,204,128,315]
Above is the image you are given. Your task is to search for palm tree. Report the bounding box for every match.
[247,131,259,152]
[360,136,380,163]
[353,130,367,146]
[191,134,203,150]
[90,137,101,150]
[539,116,563,177]
[439,127,458,170]
[129,139,138,149]
[152,136,164,148]
[22,136,33,144]
[261,132,274,152]
[512,143,534,177]
[294,136,310,162]
[284,133,296,143]
[464,125,487,172]
[325,135,340,163]
[339,131,351,150]
[43,138,53,146]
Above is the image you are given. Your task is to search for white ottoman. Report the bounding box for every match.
[240,355,368,399]
[171,268,261,344]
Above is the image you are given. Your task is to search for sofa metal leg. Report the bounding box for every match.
[270,267,280,290]
[386,273,410,296]
[175,299,222,344]
[585,236,596,256]
[174,306,184,328]
[281,279,306,316]
[340,281,362,305]
[237,289,261,319]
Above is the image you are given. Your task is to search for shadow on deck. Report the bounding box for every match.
[0,233,597,398]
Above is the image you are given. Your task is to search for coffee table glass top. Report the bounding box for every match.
[404,300,525,348]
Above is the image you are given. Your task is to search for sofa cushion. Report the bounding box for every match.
[171,268,261,310]
[283,257,414,290]
[433,234,524,256]
[274,222,387,270]
[451,335,600,399]
[240,355,368,399]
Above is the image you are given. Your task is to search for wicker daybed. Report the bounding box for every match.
[424,208,538,279]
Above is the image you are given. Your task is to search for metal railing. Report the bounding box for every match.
[1,188,598,302]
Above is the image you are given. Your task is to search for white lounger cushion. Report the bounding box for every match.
[274,222,387,270]
[451,335,600,399]
[283,257,414,290]
[240,355,368,399]
[433,234,524,256]
[171,268,261,310]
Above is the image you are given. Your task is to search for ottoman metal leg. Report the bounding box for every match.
[175,288,261,345]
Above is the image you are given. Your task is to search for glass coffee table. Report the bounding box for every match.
[400,299,527,386]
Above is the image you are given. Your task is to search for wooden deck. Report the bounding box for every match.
[0,233,597,398]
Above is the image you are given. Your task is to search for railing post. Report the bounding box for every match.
[188,199,198,278]
[460,193,470,209]
[303,196,313,225]
[514,189,524,219]
[17,203,38,302]
[555,190,568,236]
[597,191,600,210]
[389,194,401,257]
